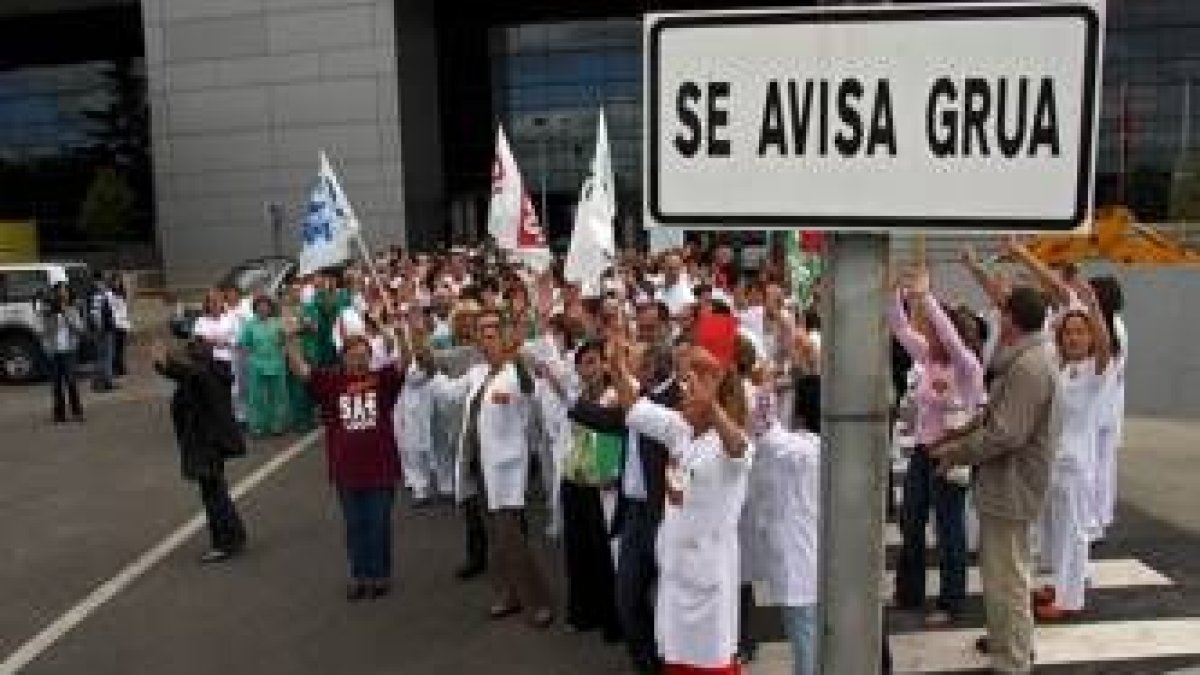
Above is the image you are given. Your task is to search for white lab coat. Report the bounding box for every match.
[745,423,820,608]
[437,362,533,510]
[525,335,573,535]
[1039,356,1111,611]
[625,398,752,669]
[394,361,440,497]
[1093,316,1127,533]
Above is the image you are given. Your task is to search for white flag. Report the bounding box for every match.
[298,151,360,275]
[487,126,547,255]
[565,109,616,295]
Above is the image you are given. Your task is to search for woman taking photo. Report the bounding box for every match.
[41,282,86,423]
[152,337,247,562]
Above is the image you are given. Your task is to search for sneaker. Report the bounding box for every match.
[199,549,234,564]
[454,562,486,581]
[1031,585,1056,607]
[367,580,392,599]
[528,607,554,629]
[1035,603,1083,622]
[346,581,367,602]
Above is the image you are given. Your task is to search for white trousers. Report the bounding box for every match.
[536,426,568,537]
[1093,425,1119,533]
[1038,472,1091,611]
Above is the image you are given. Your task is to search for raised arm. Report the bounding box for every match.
[886,283,929,364]
[1076,281,1112,374]
[285,337,312,382]
[151,341,194,382]
[1004,236,1073,307]
[959,246,1008,308]
[913,269,983,384]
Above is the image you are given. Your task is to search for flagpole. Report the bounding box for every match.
[351,229,411,354]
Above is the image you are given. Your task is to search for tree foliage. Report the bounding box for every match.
[79,167,136,238]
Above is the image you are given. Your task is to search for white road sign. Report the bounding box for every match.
[645,3,1104,231]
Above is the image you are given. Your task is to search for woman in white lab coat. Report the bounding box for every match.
[609,327,753,675]
[1035,282,1113,621]
[434,309,553,627]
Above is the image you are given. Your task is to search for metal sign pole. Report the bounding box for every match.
[818,231,891,674]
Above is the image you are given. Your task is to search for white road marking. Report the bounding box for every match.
[751,618,1200,674]
[891,618,1200,673]
[0,431,320,675]
[880,558,1173,597]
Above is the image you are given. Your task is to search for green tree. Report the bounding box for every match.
[79,167,136,238]
[79,57,153,241]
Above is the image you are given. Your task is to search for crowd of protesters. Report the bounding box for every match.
[146,234,1127,675]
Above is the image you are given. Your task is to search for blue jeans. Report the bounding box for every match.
[781,604,817,675]
[337,487,395,581]
[895,447,968,615]
[92,330,115,389]
[49,351,82,419]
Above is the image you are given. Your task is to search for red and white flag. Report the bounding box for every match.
[487,126,549,269]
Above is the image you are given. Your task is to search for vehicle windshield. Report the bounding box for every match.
[218,263,278,296]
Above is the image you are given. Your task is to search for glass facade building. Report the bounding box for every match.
[1100,0,1200,219]
[488,19,643,245]
[471,0,1200,243]
[0,0,1196,262]
[0,6,152,253]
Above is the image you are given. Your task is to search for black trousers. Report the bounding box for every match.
[561,481,620,637]
[462,494,489,569]
[49,351,82,420]
[615,499,660,673]
[198,474,246,553]
[113,329,128,377]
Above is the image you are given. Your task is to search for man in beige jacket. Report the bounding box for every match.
[929,286,1057,674]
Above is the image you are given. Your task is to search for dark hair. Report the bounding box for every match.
[1003,286,1048,335]
[735,335,758,377]
[639,300,671,323]
[252,295,275,316]
[803,308,821,333]
[949,306,984,359]
[574,338,606,366]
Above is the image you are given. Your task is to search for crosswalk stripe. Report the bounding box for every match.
[891,618,1200,672]
[750,618,1200,674]
[880,558,1173,597]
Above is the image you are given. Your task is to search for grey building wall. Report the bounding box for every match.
[140,0,411,287]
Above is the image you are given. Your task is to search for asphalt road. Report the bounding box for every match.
[1,347,1198,674]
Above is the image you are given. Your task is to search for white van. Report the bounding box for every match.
[0,262,94,383]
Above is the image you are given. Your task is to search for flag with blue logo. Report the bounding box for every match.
[298,151,360,275]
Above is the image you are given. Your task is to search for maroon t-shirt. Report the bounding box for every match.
[309,367,404,490]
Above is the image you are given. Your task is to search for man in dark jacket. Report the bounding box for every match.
[569,341,679,675]
[153,338,247,563]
